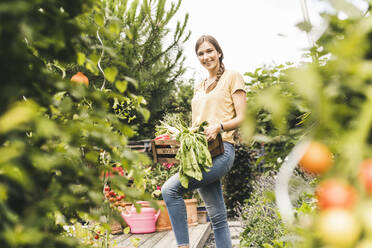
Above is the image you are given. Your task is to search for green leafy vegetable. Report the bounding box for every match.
[156,119,212,188]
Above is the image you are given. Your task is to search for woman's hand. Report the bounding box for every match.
[204,124,221,141]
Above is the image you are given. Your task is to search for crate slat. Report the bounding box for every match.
[156,148,179,154]
[154,139,180,146]
[157,157,179,164]
[152,134,224,164]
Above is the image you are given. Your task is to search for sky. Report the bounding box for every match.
[168,0,356,82]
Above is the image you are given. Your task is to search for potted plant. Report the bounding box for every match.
[144,162,198,231]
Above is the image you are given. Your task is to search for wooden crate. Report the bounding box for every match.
[152,133,224,164]
[127,139,153,153]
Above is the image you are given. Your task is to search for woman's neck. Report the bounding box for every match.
[207,64,220,79]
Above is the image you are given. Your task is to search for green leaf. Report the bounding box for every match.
[89,52,100,66]
[296,21,312,33]
[53,91,67,101]
[0,164,33,190]
[94,13,104,26]
[85,151,99,163]
[115,80,128,93]
[77,52,86,66]
[104,67,118,82]
[123,28,133,40]
[124,76,138,88]
[124,226,130,234]
[108,21,120,35]
[138,107,150,122]
[0,101,37,134]
[0,183,7,201]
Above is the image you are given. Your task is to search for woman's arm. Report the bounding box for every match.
[204,90,246,141]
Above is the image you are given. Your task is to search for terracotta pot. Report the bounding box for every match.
[156,198,198,232]
[110,220,123,235]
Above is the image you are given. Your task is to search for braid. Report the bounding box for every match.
[205,63,225,94]
[216,62,225,83]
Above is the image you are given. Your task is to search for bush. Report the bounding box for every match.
[239,170,315,247]
[239,173,288,247]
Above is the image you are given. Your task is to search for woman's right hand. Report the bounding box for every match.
[204,124,221,141]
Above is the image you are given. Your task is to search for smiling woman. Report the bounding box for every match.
[161,34,246,248]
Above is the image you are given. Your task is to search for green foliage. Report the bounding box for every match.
[0,0,159,247]
[239,171,314,248]
[72,0,191,139]
[144,162,178,200]
[241,1,372,247]
[240,174,288,247]
[243,63,306,144]
[243,1,372,177]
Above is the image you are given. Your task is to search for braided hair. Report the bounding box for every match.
[195,35,225,93]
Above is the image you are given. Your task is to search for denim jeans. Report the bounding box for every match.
[162,142,235,247]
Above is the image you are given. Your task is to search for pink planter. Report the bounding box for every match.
[121,201,160,234]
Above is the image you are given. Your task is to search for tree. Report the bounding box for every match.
[73,0,191,139]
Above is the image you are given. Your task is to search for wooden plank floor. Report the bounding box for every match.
[110,223,211,248]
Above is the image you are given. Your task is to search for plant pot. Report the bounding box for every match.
[110,220,123,235]
[197,206,210,222]
[156,198,198,232]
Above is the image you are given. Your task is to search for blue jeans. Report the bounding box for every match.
[162,142,235,247]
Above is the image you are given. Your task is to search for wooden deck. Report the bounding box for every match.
[110,223,211,248]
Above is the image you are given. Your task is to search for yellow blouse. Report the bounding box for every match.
[191,70,245,144]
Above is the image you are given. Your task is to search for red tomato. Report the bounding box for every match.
[70,72,89,86]
[109,191,116,197]
[109,197,116,202]
[359,159,372,195]
[104,186,110,192]
[112,167,124,176]
[94,234,99,240]
[105,193,110,198]
[299,141,333,174]
[316,179,357,210]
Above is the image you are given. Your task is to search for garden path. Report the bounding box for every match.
[110,222,211,248]
[204,220,243,248]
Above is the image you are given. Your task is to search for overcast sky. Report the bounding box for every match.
[169,0,366,82]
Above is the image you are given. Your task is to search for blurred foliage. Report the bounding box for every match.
[239,171,316,248]
[0,0,187,247]
[242,0,372,247]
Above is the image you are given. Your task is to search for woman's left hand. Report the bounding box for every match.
[204,124,221,141]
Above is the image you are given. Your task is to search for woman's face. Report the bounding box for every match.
[196,41,221,72]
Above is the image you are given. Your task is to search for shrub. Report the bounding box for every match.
[239,171,315,247]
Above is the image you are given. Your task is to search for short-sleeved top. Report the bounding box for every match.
[191,69,245,144]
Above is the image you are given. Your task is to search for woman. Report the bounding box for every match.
[162,35,246,248]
